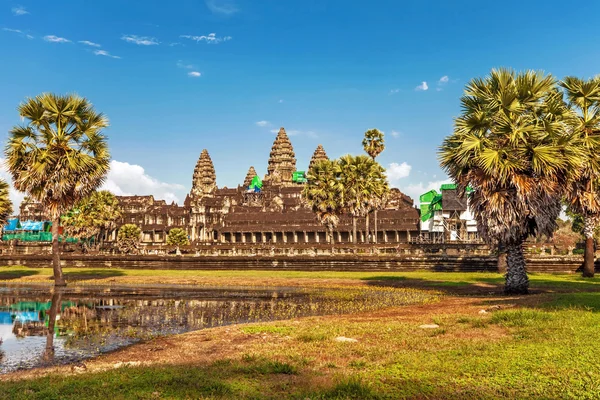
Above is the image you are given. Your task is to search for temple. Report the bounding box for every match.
[19,127,422,246]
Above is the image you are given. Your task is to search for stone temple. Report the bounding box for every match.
[20,127,420,245]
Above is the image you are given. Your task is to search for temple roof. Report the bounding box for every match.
[243,166,257,187]
[308,144,329,171]
[191,149,216,198]
[265,127,296,185]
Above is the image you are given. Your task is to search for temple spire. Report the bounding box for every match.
[265,127,296,185]
[190,149,216,197]
[308,144,329,171]
[243,166,257,187]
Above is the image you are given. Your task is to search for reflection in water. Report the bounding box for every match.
[43,290,62,363]
[0,284,433,373]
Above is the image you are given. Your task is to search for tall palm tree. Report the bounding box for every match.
[338,155,389,244]
[0,180,13,238]
[303,159,343,243]
[439,69,582,294]
[560,76,600,277]
[5,93,110,286]
[362,128,385,243]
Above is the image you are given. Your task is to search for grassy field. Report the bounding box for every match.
[1,267,600,399]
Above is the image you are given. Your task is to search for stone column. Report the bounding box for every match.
[241,232,246,244]
[252,232,256,243]
[293,231,298,244]
[283,232,288,244]
[272,232,277,244]
[304,231,308,243]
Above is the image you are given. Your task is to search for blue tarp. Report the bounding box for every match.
[19,220,44,231]
[4,219,19,232]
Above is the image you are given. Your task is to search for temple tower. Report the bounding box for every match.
[265,127,296,185]
[243,166,257,187]
[189,149,217,242]
[190,149,216,198]
[308,144,329,171]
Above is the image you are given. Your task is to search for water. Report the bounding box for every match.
[0,284,433,373]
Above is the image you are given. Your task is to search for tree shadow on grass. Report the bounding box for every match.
[361,274,600,296]
[0,268,40,280]
[63,269,126,281]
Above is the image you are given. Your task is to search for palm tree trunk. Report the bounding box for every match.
[352,215,357,244]
[51,216,66,286]
[582,214,596,278]
[505,241,528,294]
[374,209,378,244]
[44,289,63,362]
[365,214,370,244]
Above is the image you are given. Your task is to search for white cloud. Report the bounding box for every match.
[438,75,449,84]
[415,81,428,91]
[180,33,232,44]
[205,0,239,15]
[188,71,201,77]
[386,162,412,184]
[169,42,183,47]
[402,179,453,205]
[101,160,186,204]
[256,120,270,127]
[389,88,400,95]
[44,35,71,43]
[121,35,159,46]
[278,99,284,103]
[0,159,26,213]
[2,27,33,39]
[11,6,29,16]
[391,130,400,138]
[94,50,121,59]
[79,40,101,47]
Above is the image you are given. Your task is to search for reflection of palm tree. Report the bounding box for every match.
[43,289,63,363]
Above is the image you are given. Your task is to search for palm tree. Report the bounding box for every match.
[439,69,582,294]
[560,76,600,277]
[62,190,122,249]
[303,159,343,243]
[362,128,385,243]
[5,93,110,286]
[362,128,385,159]
[0,180,13,236]
[338,155,389,244]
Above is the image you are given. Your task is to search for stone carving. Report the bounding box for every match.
[265,127,296,185]
[308,144,329,171]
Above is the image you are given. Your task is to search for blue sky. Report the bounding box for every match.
[2,0,600,206]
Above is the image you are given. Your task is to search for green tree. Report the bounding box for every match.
[560,76,600,277]
[5,93,110,286]
[62,190,122,249]
[338,155,389,244]
[117,224,141,254]
[362,128,386,243]
[439,69,582,294]
[0,180,13,237]
[167,228,190,253]
[303,159,344,243]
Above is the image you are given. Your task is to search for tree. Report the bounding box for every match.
[439,69,581,294]
[5,93,110,286]
[560,76,600,277]
[303,159,344,243]
[338,155,389,244]
[167,228,190,254]
[62,190,122,249]
[0,180,13,237]
[118,224,141,254]
[362,128,386,243]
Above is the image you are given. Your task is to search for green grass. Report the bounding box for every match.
[3,265,600,292]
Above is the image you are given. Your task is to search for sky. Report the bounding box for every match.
[2,0,600,209]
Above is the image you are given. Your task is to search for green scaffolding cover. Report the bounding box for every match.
[249,175,263,190]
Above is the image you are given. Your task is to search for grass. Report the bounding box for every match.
[2,265,600,293]
[3,267,600,398]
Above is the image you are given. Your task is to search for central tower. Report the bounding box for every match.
[264,127,296,185]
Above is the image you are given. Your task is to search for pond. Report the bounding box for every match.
[0,284,434,373]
